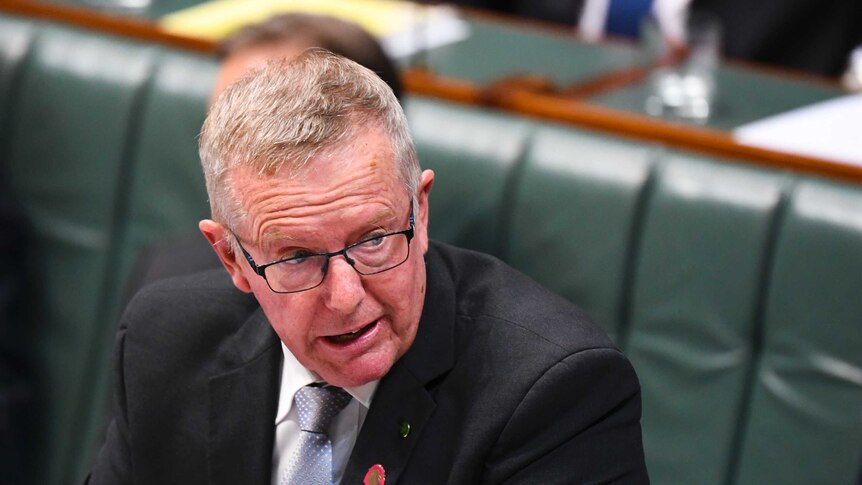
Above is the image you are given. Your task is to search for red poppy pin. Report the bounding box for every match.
[363,464,385,485]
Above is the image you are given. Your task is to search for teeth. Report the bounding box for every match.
[329,333,358,343]
[327,321,375,343]
[330,330,362,343]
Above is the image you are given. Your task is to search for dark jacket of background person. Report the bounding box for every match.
[0,178,30,485]
[450,0,862,77]
[444,0,585,24]
[681,0,862,78]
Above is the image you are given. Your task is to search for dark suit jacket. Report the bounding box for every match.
[89,241,648,484]
[1,177,30,483]
[692,0,862,77]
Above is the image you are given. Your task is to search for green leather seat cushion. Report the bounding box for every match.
[625,152,787,484]
[505,123,654,340]
[735,178,862,485]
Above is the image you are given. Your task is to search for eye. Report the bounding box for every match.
[358,232,388,248]
[366,235,385,247]
[283,249,315,265]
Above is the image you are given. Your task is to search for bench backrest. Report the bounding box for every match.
[0,14,216,484]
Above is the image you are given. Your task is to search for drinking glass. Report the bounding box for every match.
[643,10,721,123]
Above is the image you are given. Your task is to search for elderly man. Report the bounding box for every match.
[89,50,648,484]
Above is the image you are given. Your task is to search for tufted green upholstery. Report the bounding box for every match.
[0,17,34,147]
[734,179,862,484]
[4,23,156,485]
[406,99,532,256]
[624,153,788,484]
[118,51,217,291]
[2,11,862,485]
[0,13,216,484]
[505,125,655,340]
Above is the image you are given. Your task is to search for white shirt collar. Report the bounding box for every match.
[274,342,378,425]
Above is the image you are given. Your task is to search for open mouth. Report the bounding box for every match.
[326,320,378,344]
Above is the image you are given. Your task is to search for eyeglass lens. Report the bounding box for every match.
[263,232,411,293]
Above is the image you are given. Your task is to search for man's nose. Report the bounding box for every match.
[322,256,365,314]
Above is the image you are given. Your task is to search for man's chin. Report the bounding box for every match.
[319,356,396,388]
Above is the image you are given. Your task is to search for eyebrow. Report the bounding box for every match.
[366,206,397,228]
[259,230,296,246]
[257,206,398,246]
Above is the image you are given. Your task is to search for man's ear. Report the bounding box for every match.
[415,169,434,254]
[199,219,253,293]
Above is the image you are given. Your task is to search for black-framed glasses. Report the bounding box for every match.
[234,209,414,293]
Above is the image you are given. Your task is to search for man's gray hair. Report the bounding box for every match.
[199,48,419,233]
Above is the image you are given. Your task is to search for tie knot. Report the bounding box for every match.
[294,385,351,433]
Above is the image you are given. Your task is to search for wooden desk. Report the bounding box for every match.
[589,61,845,130]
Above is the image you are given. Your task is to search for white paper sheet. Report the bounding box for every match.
[733,93,862,166]
[161,0,470,60]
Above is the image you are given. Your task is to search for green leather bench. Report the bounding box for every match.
[410,100,862,484]
[0,13,218,484]
[2,11,861,485]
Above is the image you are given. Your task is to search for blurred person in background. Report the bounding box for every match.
[212,12,402,101]
[691,0,862,78]
[449,0,862,78]
[443,0,683,41]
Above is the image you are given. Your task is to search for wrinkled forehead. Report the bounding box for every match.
[258,119,396,178]
[225,126,405,225]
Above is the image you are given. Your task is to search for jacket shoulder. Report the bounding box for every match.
[119,269,262,364]
[427,241,614,354]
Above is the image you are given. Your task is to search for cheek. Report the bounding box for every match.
[251,286,313,344]
[389,259,426,333]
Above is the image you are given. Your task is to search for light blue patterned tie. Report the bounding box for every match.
[281,385,352,485]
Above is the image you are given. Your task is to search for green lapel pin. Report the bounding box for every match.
[399,421,411,438]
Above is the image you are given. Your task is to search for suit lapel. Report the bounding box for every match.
[343,246,457,483]
[207,308,282,485]
[342,362,436,484]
